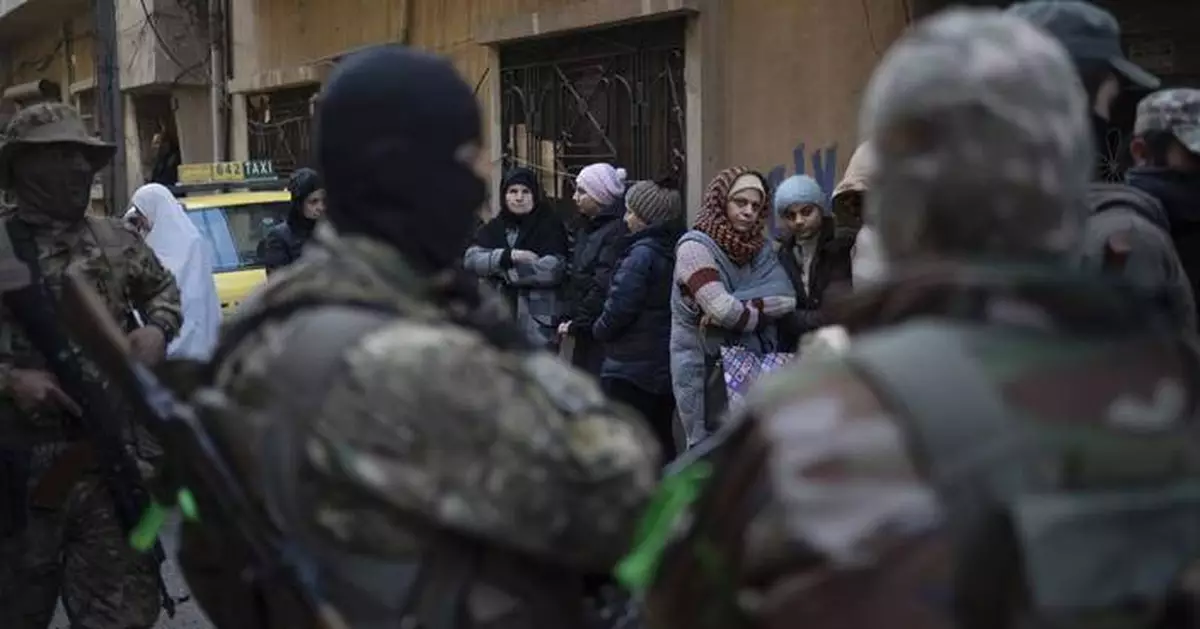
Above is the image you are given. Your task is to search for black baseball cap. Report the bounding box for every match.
[1006,0,1160,90]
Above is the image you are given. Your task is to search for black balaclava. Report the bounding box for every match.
[316,45,486,273]
[12,144,96,225]
[285,167,322,234]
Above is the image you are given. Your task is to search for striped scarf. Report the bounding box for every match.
[692,167,768,266]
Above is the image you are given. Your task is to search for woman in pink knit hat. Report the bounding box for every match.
[559,162,630,375]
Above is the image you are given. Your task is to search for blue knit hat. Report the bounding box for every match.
[772,174,829,218]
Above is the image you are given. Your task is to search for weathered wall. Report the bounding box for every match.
[7,12,93,88]
[723,0,907,220]
[231,0,411,80]
[227,0,577,159]
[224,0,907,216]
[116,0,208,90]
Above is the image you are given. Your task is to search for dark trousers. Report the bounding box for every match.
[570,333,604,377]
[602,377,678,461]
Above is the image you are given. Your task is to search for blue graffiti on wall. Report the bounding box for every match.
[764,142,838,239]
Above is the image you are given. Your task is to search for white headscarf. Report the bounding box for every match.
[126,183,221,360]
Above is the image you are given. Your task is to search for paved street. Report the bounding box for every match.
[50,515,215,629]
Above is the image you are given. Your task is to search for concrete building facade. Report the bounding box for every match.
[1,0,1196,218]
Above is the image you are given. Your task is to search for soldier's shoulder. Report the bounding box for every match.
[302,317,658,553]
[319,317,608,424]
[85,215,141,247]
[704,352,941,572]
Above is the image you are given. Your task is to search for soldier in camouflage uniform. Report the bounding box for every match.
[0,103,182,628]
[641,9,1200,629]
[1121,88,1200,325]
[177,45,660,629]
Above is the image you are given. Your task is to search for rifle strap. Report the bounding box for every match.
[1,217,87,438]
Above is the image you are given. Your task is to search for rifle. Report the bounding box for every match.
[0,219,177,618]
[58,268,350,629]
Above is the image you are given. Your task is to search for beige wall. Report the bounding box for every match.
[122,92,141,202]
[224,0,910,217]
[7,12,93,90]
[723,0,908,200]
[173,86,215,163]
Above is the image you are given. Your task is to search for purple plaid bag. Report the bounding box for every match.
[719,345,795,410]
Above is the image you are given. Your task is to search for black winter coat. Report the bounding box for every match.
[563,200,627,374]
[592,223,678,394]
[776,221,852,352]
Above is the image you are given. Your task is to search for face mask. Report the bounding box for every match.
[11,146,95,223]
[1126,167,1200,220]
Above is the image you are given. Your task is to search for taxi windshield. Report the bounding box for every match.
[186,202,289,272]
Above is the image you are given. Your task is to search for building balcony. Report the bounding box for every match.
[117,0,210,91]
[0,0,87,38]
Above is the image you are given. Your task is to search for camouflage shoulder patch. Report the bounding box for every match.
[749,364,942,567]
[303,318,659,570]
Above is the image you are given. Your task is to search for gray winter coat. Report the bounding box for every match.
[1080,183,1196,332]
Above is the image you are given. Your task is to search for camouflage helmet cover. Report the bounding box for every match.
[0,101,115,187]
[859,7,1093,262]
[1134,88,1200,156]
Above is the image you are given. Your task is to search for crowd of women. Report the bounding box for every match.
[462,148,880,461]
[118,148,883,464]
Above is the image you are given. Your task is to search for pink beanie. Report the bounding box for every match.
[575,163,628,207]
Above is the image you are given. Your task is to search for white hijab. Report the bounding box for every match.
[126,183,221,360]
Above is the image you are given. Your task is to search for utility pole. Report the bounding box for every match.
[93,0,126,215]
[209,0,225,162]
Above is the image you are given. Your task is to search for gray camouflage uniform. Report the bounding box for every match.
[178,47,660,629]
[644,10,1200,629]
[181,224,660,629]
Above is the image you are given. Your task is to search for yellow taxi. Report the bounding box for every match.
[173,160,290,314]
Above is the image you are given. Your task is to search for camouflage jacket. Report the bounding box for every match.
[207,224,660,574]
[646,264,1200,629]
[0,216,181,444]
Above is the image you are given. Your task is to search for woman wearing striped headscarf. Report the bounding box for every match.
[669,167,796,448]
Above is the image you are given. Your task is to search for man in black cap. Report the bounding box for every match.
[1007,0,1159,181]
[1009,1,1193,332]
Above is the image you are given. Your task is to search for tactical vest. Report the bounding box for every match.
[0,216,133,316]
[181,298,607,629]
[643,319,1200,629]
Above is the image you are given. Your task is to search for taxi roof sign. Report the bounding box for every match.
[177,160,278,186]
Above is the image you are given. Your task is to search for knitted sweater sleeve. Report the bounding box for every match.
[674,240,761,332]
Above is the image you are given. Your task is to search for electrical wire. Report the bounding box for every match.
[861,0,883,58]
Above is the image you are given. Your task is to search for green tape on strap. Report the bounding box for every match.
[130,502,166,552]
[614,461,712,594]
[128,487,202,553]
[177,488,200,522]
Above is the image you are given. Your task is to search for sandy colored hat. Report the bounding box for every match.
[0,101,115,187]
[860,6,1093,260]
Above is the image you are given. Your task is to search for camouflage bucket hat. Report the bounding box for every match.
[0,101,116,187]
[859,7,1093,261]
[1134,89,1200,156]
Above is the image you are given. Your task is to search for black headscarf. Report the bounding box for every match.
[316,45,487,273]
[474,167,569,257]
[285,167,322,235]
